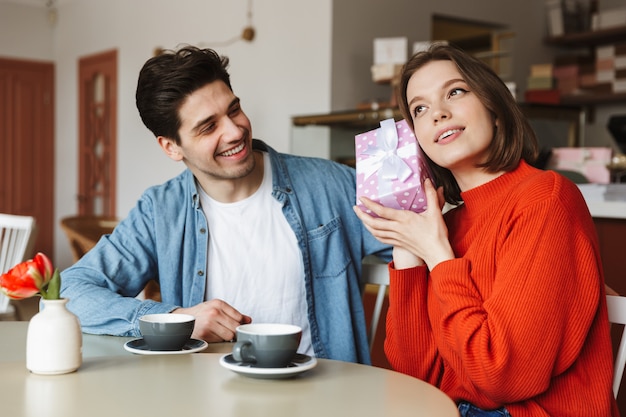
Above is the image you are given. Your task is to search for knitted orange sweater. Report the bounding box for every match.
[385,161,619,416]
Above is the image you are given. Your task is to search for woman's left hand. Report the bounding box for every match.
[354,179,454,271]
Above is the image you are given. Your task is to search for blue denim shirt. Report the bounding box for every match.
[61,140,391,364]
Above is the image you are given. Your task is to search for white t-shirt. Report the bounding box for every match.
[199,153,313,356]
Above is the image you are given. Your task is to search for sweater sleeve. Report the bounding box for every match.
[430,182,602,403]
[384,263,445,386]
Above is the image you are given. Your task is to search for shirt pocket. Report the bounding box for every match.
[306,216,352,279]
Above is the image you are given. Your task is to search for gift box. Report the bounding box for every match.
[355,118,431,216]
[546,147,612,184]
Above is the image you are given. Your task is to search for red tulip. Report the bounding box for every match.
[0,252,60,300]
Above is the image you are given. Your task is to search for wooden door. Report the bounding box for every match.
[0,57,54,257]
[78,50,117,216]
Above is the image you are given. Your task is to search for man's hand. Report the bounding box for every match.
[172,299,252,342]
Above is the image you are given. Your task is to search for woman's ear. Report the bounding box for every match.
[493,116,500,132]
[157,136,184,162]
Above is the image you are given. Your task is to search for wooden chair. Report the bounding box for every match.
[607,294,626,398]
[60,215,118,262]
[59,215,161,301]
[362,258,389,353]
[0,213,37,320]
[361,256,392,369]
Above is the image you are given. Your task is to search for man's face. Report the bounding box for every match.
[159,81,256,185]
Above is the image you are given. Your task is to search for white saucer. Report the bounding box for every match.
[124,338,208,355]
[219,353,317,379]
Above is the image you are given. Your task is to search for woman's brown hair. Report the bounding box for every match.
[398,43,538,204]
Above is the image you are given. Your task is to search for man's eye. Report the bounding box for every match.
[200,124,216,134]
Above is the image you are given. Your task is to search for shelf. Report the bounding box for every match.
[559,92,626,106]
[292,107,402,130]
[292,104,584,147]
[543,26,626,107]
[292,104,581,127]
[544,25,626,47]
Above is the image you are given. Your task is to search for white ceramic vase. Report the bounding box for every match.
[26,298,82,375]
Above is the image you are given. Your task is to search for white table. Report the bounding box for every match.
[0,322,459,417]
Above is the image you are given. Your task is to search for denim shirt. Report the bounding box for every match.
[61,140,392,364]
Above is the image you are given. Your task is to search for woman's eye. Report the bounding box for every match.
[412,105,426,117]
[449,87,468,97]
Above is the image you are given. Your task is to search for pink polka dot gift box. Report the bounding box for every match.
[355,118,431,216]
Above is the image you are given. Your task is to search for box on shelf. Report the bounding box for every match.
[597,45,615,61]
[554,66,579,93]
[609,43,626,93]
[531,63,554,78]
[552,54,592,94]
[593,7,626,29]
[371,63,403,83]
[615,79,626,93]
[525,89,561,104]
[527,75,554,89]
[371,37,407,84]
[545,0,587,36]
[616,43,626,69]
[546,147,613,184]
[546,0,565,36]
[524,62,560,104]
[355,119,431,216]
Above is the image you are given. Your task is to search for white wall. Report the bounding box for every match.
[1,0,333,268]
[0,2,54,60]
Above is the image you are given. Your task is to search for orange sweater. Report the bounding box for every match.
[385,161,619,416]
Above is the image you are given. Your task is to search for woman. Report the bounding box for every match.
[354,43,618,416]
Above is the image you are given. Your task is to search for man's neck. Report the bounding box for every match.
[196,151,265,203]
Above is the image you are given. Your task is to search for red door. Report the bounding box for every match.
[0,57,54,257]
[78,49,117,216]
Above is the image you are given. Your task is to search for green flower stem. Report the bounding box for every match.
[40,269,61,300]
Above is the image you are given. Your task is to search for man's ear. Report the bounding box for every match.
[157,136,184,162]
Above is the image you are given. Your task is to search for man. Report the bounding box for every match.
[60,46,391,364]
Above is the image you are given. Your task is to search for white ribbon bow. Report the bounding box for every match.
[359,119,413,183]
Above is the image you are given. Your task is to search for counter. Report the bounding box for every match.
[578,184,626,219]
[577,184,626,296]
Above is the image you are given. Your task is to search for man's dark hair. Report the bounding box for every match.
[136,46,232,143]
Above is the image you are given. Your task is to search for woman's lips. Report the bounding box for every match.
[436,128,463,143]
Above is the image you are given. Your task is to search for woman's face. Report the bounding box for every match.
[406,60,499,188]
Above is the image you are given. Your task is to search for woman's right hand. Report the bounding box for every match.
[392,246,423,269]
[353,178,454,270]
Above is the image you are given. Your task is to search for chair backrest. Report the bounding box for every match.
[0,214,37,313]
[606,294,626,398]
[60,216,118,262]
[361,259,390,352]
[59,215,165,302]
